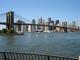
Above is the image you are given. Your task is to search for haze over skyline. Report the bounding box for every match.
[0,0,80,23]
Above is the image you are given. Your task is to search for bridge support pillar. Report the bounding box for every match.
[6,11,14,30]
[28,25,32,32]
[63,27,68,32]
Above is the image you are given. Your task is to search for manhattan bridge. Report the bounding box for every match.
[0,11,80,32]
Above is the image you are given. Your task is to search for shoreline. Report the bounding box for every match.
[0,33,24,35]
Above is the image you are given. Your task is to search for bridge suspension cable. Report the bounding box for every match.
[0,12,6,22]
[14,12,31,23]
[0,12,6,16]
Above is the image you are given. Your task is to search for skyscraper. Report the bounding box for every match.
[32,19,36,32]
[48,17,52,30]
[42,19,45,31]
[48,18,54,30]
[62,21,67,27]
[37,17,43,30]
[44,21,48,32]
[55,20,60,25]
[15,20,26,32]
[72,21,76,29]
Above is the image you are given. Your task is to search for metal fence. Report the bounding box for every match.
[0,52,78,60]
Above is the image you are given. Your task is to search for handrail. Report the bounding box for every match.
[0,52,78,60]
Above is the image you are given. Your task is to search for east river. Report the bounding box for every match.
[0,32,80,58]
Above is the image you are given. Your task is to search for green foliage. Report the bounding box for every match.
[8,29,16,33]
[0,30,2,33]
[0,28,16,34]
[2,28,8,33]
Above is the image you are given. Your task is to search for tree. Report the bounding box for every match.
[0,30,2,33]
[2,29,7,33]
[8,29,16,33]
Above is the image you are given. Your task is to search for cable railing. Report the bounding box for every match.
[0,52,78,60]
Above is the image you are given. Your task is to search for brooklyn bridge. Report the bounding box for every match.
[0,11,80,32]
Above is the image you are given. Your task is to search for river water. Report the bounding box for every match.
[0,32,80,58]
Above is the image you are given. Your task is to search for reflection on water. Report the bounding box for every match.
[0,32,80,58]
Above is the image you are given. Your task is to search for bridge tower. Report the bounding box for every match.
[6,11,14,30]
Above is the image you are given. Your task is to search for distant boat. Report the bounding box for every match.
[44,30,52,33]
[15,31,24,35]
[36,29,43,32]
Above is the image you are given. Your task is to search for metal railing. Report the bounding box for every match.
[0,52,78,60]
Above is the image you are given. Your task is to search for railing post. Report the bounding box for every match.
[3,52,7,60]
[47,56,50,60]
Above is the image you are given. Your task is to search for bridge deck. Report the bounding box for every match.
[0,22,79,30]
[0,22,8,25]
[14,23,80,30]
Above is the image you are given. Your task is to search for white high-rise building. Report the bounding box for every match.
[28,25,32,32]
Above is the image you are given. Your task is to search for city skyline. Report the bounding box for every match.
[0,11,78,32]
[0,15,78,30]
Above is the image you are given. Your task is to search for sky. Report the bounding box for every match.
[0,0,80,29]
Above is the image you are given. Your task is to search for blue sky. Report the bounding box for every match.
[0,0,80,23]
